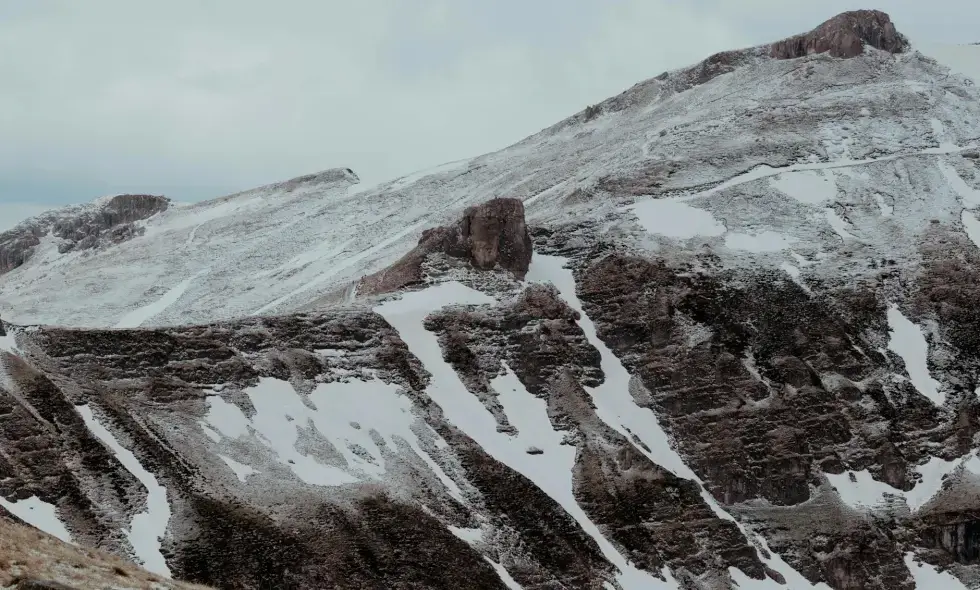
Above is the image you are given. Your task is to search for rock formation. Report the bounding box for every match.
[358,197,532,296]
[0,194,169,275]
[769,9,910,59]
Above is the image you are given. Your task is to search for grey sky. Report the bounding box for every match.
[1,0,977,226]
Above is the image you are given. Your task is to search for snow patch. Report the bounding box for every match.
[724,231,796,252]
[938,160,980,207]
[904,552,969,589]
[825,471,901,509]
[827,454,966,512]
[887,304,944,405]
[219,454,259,482]
[0,495,73,543]
[824,208,855,240]
[769,170,838,204]
[76,405,172,577]
[627,198,726,239]
[202,377,464,497]
[962,210,980,248]
[873,193,894,216]
[485,558,525,590]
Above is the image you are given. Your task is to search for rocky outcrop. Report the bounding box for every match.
[358,197,533,296]
[51,195,169,254]
[769,10,909,59]
[0,195,169,276]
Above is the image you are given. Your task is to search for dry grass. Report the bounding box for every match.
[0,518,211,590]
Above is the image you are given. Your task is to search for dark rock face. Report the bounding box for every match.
[457,198,533,275]
[570,249,980,588]
[770,10,909,59]
[6,306,626,589]
[0,351,140,554]
[359,197,533,296]
[425,285,768,586]
[0,194,169,276]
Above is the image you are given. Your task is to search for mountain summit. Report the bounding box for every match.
[2,11,980,590]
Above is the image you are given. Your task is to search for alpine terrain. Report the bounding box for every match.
[2,9,980,590]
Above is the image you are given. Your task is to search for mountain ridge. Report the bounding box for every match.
[1,10,980,590]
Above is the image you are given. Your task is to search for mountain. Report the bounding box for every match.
[2,9,980,590]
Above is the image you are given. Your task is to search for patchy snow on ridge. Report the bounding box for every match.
[76,404,172,577]
[0,495,73,544]
[887,304,944,405]
[376,281,680,590]
[201,376,464,497]
[526,255,826,587]
[827,453,971,512]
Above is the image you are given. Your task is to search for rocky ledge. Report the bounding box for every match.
[0,195,169,275]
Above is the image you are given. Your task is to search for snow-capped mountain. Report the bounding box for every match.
[2,10,980,590]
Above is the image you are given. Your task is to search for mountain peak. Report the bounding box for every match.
[770,9,909,59]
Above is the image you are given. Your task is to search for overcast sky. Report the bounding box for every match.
[1,0,978,228]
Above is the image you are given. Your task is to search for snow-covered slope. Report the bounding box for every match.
[3,10,980,590]
[3,34,980,328]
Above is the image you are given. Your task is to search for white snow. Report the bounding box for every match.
[825,471,901,510]
[824,208,856,240]
[827,454,967,513]
[448,526,483,544]
[115,271,205,328]
[253,219,429,315]
[376,281,680,590]
[724,231,796,252]
[485,558,525,590]
[218,454,258,482]
[627,199,726,239]
[886,304,944,405]
[202,377,464,497]
[76,405,172,577]
[904,552,969,590]
[962,210,980,248]
[0,331,16,354]
[873,193,894,216]
[938,160,980,207]
[0,495,73,543]
[202,396,251,439]
[769,170,838,204]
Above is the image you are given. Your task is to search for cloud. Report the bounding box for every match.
[0,0,975,219]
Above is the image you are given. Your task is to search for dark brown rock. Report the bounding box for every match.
[769,10,909,60]
[359,197,532,296]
